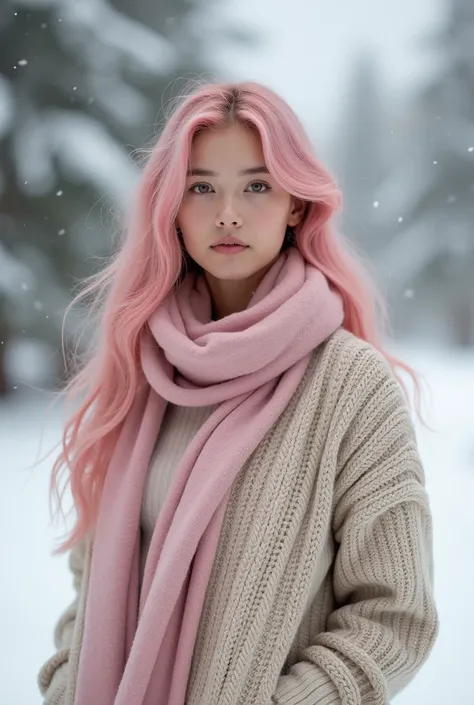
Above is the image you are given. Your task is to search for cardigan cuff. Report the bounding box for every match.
[271,660,343,705]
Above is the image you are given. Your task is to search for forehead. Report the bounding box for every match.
[189,124,264,168]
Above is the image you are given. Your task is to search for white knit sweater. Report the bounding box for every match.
[139,402,218,584]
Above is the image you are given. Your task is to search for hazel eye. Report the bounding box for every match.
[246,181,270,193]
[190,183,213,194]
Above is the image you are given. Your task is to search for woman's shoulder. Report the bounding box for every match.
[309,328,417,469]
[305,327,410,430]
[314,327,396,389]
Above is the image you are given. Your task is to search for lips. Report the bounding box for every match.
[212,236,248,247]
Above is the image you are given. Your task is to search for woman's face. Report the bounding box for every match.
[177,122,303,289]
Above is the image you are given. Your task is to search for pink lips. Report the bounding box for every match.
[212,244,248,254]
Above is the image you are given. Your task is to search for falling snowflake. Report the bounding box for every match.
[56,190,63,196]
[404,289,414,299]
[18,59,28,66]
[21,282,29,291]
[433,160,438,165]
[58,228,66,235]
[469,147,474,153]
[34,301,43,311]
[373,200,380,208]
[398,216,404,223]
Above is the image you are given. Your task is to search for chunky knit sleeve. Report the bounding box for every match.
[270,344,439,705]
[37,537,89,704]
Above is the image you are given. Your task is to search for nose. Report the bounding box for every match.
[215,200,242,228]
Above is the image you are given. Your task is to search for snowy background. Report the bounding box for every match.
[1,0,473,703]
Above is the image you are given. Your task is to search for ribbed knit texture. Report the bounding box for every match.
[139,403,218,583]
[38,329,439,705]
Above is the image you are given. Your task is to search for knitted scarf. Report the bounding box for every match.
[73,246,345,705]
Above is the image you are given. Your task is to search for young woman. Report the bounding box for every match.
[38,81,438,705]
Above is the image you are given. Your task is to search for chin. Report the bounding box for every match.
[204,265,254,281]
[209,260,277,282]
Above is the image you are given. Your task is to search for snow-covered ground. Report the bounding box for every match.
[1,341,473,705]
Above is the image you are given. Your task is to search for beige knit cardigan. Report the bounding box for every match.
[38,329,439,705]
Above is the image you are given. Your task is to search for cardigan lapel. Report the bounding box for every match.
[185,348,335,704]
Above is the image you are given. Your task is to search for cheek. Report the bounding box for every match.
[178,199,208,228]
[177,203,209,251]
[177,201,194,231]
[251,195,288,224]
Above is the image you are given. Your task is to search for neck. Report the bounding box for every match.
[209,285,254,321]
[205,256,280,321]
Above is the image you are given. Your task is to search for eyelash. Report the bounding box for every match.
[188,181,271,195]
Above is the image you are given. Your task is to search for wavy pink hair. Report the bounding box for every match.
[48,80,423,554]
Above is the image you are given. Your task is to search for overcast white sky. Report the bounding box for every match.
[211,0,445,142]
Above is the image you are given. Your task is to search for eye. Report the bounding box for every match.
[246,181,271,193]
[189,183,214,194]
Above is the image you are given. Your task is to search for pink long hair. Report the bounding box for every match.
[48,80,423,553]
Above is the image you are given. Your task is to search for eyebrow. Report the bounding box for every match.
[186,166,270,177]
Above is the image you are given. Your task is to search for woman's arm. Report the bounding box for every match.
[37,537,89,704]
[271,348,439,704]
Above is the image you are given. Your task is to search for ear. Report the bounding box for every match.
[287,198,306,227]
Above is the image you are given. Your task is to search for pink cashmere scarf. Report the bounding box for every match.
[73,247,344,705]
